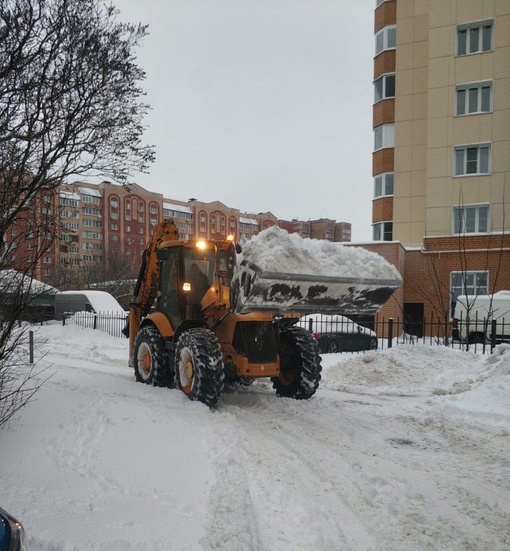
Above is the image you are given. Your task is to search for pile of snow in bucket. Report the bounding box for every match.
[239,226,402,281]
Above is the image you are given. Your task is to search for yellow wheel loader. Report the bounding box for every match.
[127,221,401,407]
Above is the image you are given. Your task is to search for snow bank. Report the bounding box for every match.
[240,226,401,280]
[435,344,510,428]
[322,343,510,429]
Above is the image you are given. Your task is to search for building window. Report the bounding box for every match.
[450,271,488,314]
[457,20,493,56]
[374,123,394,151]
[375,25,396,55]
[374,172,394,197]
[453,204,489,234]
[454,144,491,176]
[373,221,393,241]
[456,82,492,115]
[374,74,395,103]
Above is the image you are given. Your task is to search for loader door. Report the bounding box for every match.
[158,249,184,329]
[183,248,216,304]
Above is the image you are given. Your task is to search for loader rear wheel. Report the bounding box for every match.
[175,328,224,407]
[272,326,322,400]
[133,325,174,387]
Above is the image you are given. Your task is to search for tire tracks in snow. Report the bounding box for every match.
[210,384,510,551]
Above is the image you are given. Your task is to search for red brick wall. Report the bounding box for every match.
[374,0,396,33]
[374,50,396,80]
[373,99,395,127]
[372,148,394,176]
[372,196,394,224]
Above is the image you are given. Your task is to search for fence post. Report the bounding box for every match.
[490,319,497,352]
[29,330,34,364]
[308,318,313,333]
[388,318,393,348]
[93,313,97,330]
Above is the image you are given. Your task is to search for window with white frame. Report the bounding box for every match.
[454,144,491,175]
[374,74,395,102]
[450,271,488,315]
[453,204,489,234]
[374,123,394,151]
[373,221,393,241]
[456,82,492,115]
[375,25,396,55]
[374,172,394,197]
[457,20,493,56]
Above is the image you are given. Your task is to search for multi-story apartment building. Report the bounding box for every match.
[371,0,510,333]
[5,180,349,286]
[278,219,352,242]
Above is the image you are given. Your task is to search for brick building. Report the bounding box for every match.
[368,0,510,333]
[278,219,352,242]
[4,179,350,286]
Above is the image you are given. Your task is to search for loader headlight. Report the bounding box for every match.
[182,282,191,293]
[0,508,27,551]
[196,240,207,250]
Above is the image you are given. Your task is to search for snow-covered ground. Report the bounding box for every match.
[2,324,509,550]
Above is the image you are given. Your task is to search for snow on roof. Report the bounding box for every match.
[0,269,57,294]
[163,202,193,214]
[78,187,102,197]
[240,226,402,281]
[60,191,81,200]
[240,217,258,225]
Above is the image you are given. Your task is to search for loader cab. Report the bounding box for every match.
[157,241,217,327]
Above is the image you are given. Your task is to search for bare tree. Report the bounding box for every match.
[0,0,154,427]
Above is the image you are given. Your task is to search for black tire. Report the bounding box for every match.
[369,337,378,350]
[174,328,224,407]
[272,326,322,400]
[133,325,174,387]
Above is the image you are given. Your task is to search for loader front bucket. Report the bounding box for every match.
[232,260,400,316]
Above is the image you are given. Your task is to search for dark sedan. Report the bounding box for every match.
[299,314,378,353]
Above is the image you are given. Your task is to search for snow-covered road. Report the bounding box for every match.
[1,325,509,550]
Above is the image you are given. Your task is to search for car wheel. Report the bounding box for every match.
[369,337,378,350]
[327,340,339,353]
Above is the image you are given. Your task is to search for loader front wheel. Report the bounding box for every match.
[272,326,322,400]
[133,325,174,387]
[175,328,225,407]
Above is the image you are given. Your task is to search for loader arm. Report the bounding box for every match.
[128,220,179,359]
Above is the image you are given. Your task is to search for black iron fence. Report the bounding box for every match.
[62,311,128,339]
[50,311,508,354]
[298,314,509,354]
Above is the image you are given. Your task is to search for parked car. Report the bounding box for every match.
[299,314,378,353]
[0,507,26,550]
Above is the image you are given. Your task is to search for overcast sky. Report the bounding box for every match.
[116,1,376,241]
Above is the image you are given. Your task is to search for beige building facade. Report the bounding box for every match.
[370,0,510,334]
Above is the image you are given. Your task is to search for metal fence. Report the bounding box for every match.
[55,311,508,354]
[350,316,507,354]
[62,311,128,339]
